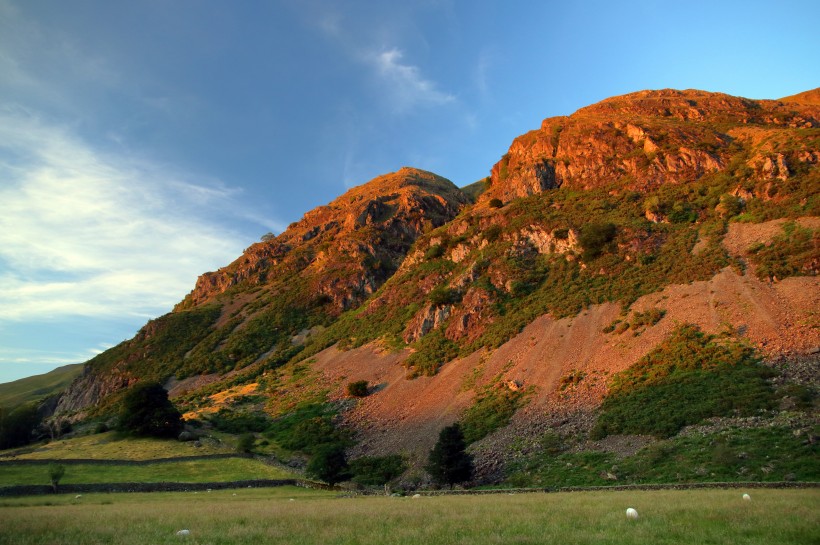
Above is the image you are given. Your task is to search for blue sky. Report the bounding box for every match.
[0,0,818,384]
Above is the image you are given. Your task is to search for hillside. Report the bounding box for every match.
[0,364,82,410]
[43,88,819,486]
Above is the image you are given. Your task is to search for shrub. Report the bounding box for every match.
[425,244,445,260]
[236,433,255,453]
[484,224,503,242]
[48,463,65,493]
[578,222,617,260]
[346,380,369,398]
[489,198,504,209]
[428,285,461,306]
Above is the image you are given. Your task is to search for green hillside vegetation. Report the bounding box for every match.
[506,426,819,488]
[0,364,83,410]
[592,324,776,439]
[747,221,819,280]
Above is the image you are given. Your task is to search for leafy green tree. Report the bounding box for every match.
[426,423,474,488]
[306,444,350,486]
[48,463,65,493]
[118,382,183,438]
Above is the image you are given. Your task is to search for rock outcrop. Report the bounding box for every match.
[482,88,820,204]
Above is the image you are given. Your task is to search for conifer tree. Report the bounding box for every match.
[426,423,473,488]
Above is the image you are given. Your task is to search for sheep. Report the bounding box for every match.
[742,493,751,501]
[626,508,639,520]
[176,529,190,536]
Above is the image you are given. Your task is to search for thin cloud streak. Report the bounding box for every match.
[367,47,455,114]
[0,109,253,322]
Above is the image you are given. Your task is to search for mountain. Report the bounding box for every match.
[55,168,469,415]
[51,88,819,484]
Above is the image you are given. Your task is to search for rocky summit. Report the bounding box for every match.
[50,88,819,486]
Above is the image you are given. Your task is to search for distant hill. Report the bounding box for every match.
[0,364,83,409]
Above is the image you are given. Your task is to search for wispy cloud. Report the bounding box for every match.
[0,108,249,321]
[365,48,455,114]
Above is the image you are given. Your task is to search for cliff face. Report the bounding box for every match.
[483,88,819,203]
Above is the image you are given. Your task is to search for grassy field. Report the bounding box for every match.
[0,458,294,486]
[0,488,816,545]
[3,431,235,460]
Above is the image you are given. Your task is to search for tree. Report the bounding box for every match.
[118,382,183,438]
[350,455,406,493]
[426,423,474,488]
[0,404,41,450]
[306,444,350,486]
[48,463,65,493]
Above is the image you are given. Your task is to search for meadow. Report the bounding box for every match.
[0,458,293,486]
[0,487,817,545]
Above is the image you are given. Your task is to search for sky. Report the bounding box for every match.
[0,0,818,384]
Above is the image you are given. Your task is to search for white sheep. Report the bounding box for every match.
[742,493,751,501]
[626,508,639,520]
[176,529,190,536]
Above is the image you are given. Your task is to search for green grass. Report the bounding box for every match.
[0,488,816,544]
[0,458,294,486]
[4,431,235,460]
[0,364,83,410]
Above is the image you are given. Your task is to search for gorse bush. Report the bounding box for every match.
[578,222,617,260]
[346,380,369,397]
[591,324,777,439]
